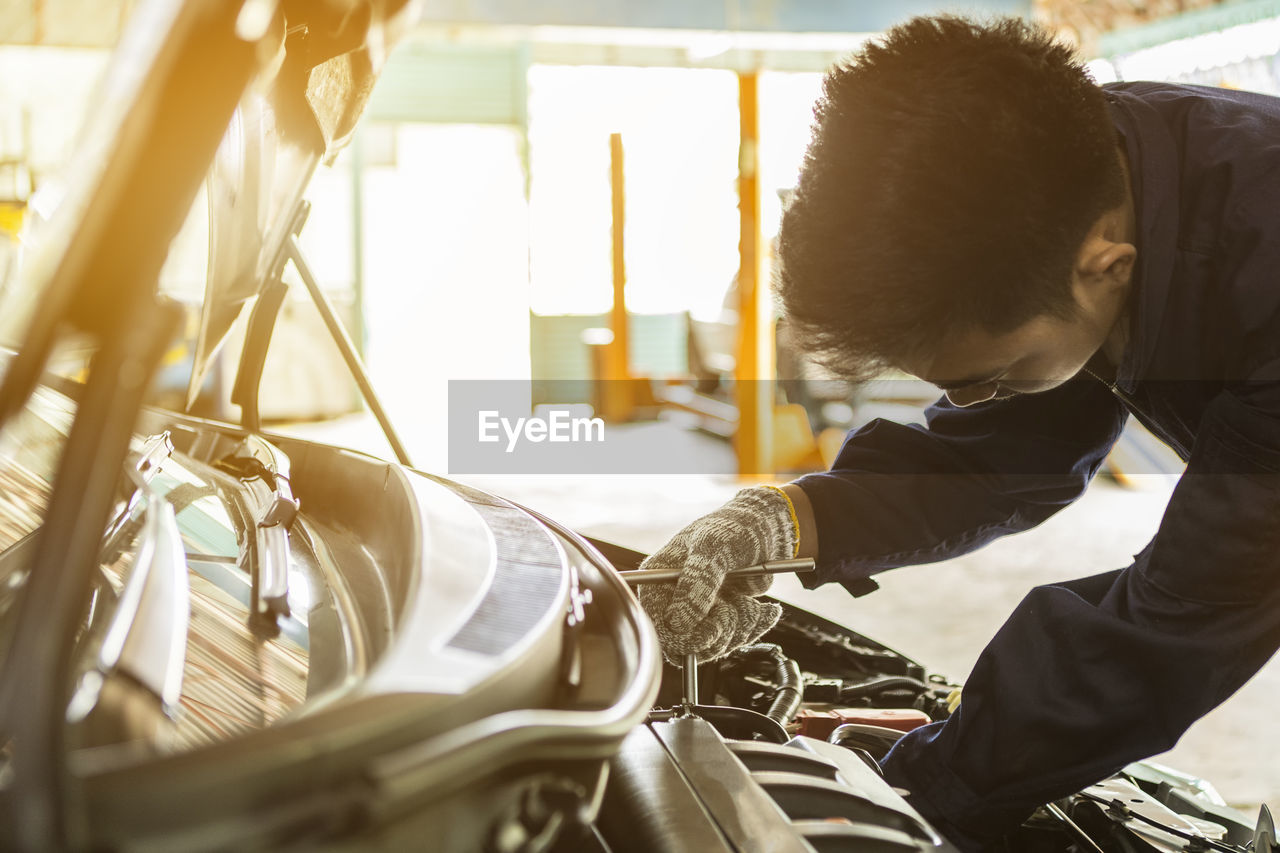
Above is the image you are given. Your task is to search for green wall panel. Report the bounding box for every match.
[367,43,529,125]
[530,312,689,381]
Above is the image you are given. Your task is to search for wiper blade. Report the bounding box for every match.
[76,483,190,717]
[214,435,298,635]
[67,436,191,733]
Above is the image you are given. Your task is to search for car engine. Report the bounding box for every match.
[573,541,1275,853]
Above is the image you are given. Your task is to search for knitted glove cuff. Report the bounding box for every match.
[733,485,799,563]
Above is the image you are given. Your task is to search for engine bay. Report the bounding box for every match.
[575,543,1275,853]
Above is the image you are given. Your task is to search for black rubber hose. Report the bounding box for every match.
[767,655,803,726]
[838,675,928,701]
[731,643,804,727]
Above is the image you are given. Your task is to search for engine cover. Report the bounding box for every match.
[598,714,960,852]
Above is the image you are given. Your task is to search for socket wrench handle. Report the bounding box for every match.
[620,557,815,710]
[621,557,815,587]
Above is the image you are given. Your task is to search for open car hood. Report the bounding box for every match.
[0,3,419,845]
[0,0,416,421]
[188,1,410,409]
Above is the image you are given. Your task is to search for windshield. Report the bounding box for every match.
[0,384,71,553]
[0,8,306,743]
[0,3,418,847]
[0,375,312,756]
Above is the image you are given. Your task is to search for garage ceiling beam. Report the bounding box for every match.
[1097,0,1280,56]
[416,0,1029,35]
[405,26,877,73]
[0,0,134,47]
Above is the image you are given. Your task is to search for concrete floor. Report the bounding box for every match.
[458,468,1279,816]
[286,414,1279,816]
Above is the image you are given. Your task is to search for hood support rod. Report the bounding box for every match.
[284,233,413,467]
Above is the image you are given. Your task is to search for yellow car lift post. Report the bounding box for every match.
[734,71,773,477]
[601,79,819,476]
[735,71,824,477]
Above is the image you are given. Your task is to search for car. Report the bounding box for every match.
[0,1,1273,850]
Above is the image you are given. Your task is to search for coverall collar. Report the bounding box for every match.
[1105,87,1181,394]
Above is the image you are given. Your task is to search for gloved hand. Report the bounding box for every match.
[638,485,798,662]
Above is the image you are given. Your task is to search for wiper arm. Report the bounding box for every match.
[0,432,173,606]
[100,431,175,566]
[214,435,298,635]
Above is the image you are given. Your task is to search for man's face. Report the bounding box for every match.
[903,306,1113,408]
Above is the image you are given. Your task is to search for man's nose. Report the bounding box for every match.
[945,382,1000,407]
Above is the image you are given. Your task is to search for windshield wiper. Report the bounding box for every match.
[69,464,191,729]
[99,431,174,566]
[0,432,173,610]
[214,435,298,636]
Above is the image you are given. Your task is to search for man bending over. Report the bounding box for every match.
[639,16,1280,850]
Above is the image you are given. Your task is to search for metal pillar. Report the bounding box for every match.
[734,71,773,476]
[600,132,632,421]
[608,133,629,381]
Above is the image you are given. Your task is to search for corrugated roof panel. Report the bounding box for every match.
[415,0,1030,34]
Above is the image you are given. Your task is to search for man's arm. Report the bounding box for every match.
[880,376,1280,849]
[639,369,1127,663]
[793,372,1128,585]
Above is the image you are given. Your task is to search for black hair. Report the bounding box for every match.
[775,15,1125,381]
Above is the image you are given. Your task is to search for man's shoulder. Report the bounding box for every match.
[1105,82,1280,387]
[1106,80,1280,223]
[1104,80,1280,131]
[1103,79,1280,105]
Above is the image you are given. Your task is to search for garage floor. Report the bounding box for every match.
[289,414,1280,816]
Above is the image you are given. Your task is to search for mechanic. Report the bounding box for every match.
[638,15,1280,851]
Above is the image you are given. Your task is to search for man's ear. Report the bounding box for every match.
[1073,236,1136,312]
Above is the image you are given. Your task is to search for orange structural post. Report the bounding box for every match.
[734,71,773,476]
[600,132,632,421]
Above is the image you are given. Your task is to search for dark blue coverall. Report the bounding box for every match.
[794,82,1280,850]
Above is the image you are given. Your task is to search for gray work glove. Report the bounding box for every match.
[638,486,797,662]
